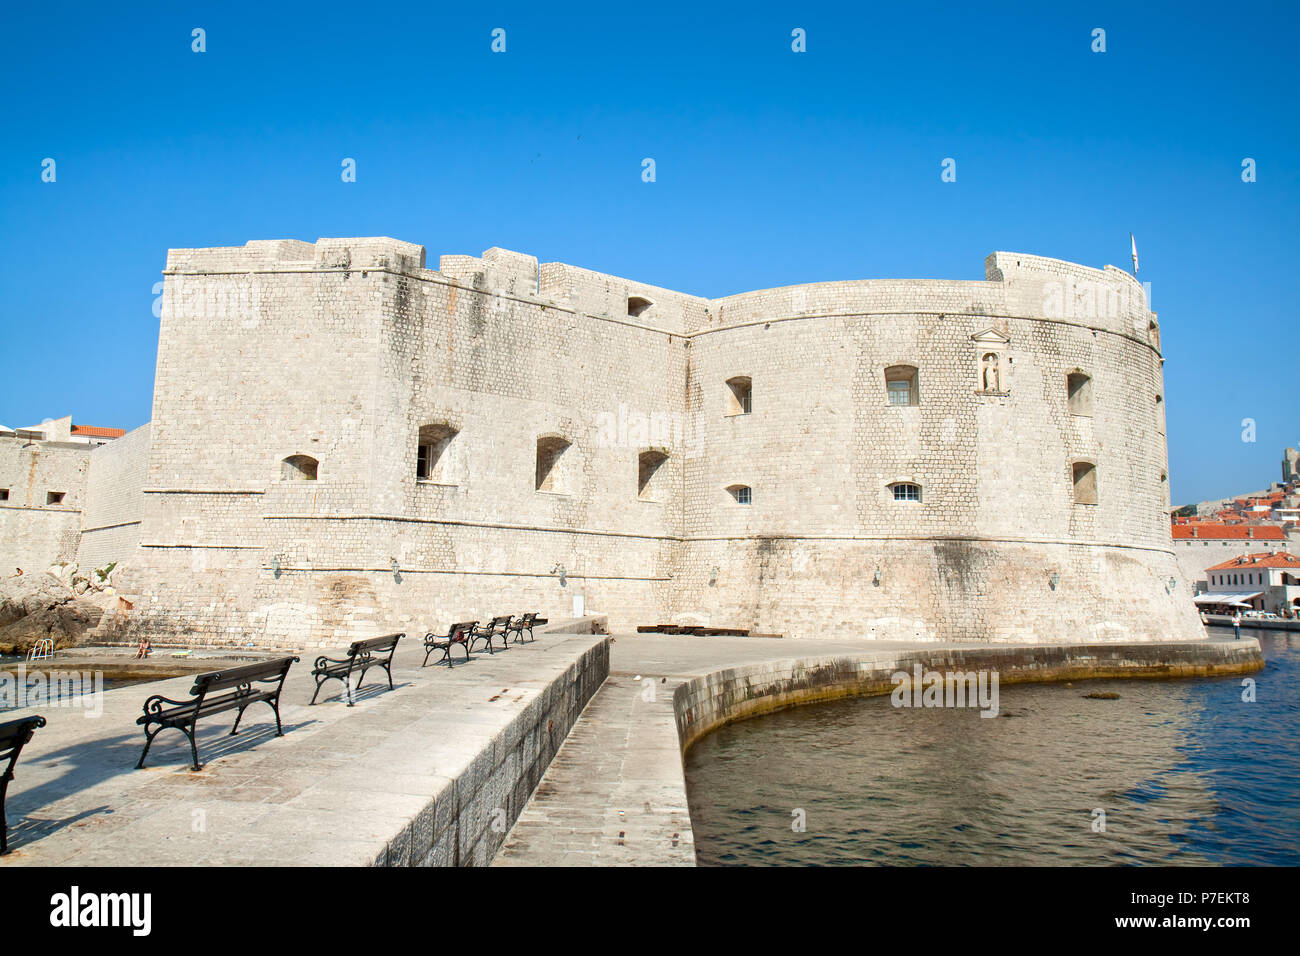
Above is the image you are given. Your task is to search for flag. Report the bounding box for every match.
[1130,233,1139,274]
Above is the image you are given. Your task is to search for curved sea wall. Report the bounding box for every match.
[672,640,1264,753]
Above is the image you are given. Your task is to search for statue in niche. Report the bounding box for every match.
[981,352,1001,392]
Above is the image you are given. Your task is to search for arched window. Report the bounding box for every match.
[725,376,752,415]
[627,296,654,318]
[1072,460,1098,505]
[889,482,921,502]
[281,455,318,481]
[417,423,458,483]
[536,436,571,494]
[726,484,752,505]
[1067,371,1093,417]
[885,365,919,406]
[637,449,669,501]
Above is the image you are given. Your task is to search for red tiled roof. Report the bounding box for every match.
[1207,551,1300,571]
[1171,523,1286,540]
[70,425,126,438]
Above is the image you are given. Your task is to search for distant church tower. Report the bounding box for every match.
[1284,447,1299,483]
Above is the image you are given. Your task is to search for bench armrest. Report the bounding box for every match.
[139,693,194,719]
[313,654,350,669]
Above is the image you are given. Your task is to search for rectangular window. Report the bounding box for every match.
[47,491,65,505]
[736,486,751,505]
[887,381,911,405]
[892,483,921,502]
[416,444,431,479]
[0,488,8,501]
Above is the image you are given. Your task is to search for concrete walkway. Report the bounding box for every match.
[1,631,606,866]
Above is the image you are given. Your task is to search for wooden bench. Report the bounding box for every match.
[136,656,299,771]
[469,615,513,655]
[310,633,403,706]
[423,621,476,667]
[1,715,46,855]
[506,612,539,644]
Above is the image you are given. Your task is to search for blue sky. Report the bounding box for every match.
[1,1,1295,505]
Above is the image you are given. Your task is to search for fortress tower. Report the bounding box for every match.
[100,238,1201,645]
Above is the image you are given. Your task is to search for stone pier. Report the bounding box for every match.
[1,625,607,866]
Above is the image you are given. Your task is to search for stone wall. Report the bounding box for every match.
[78,423,151,569]
[673,640,1265,754]
[0,437,91,572]
[386,631,609,866]
[71,237,1203,646]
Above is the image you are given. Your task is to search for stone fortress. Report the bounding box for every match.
[1,237,1205,646]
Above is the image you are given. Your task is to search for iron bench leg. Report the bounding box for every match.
[136,725,162,770]
[1,776,10,855]
[270,695,285,735]
[310,678,325,705]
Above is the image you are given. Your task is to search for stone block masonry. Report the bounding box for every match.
[4,236,1201,645]
[0,438,90,572]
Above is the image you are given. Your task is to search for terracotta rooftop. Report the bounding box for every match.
[1171,524,1286,540]
[70,425,126,438]
[1206,551,1300,571]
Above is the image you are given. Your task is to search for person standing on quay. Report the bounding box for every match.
[1231,610,1242,640]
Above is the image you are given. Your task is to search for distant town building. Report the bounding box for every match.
[1193,551,1300,615]
[1172,523,1288,593]
[1171,450,1300,591]
[0,415,126,447]
[0,415,136,572]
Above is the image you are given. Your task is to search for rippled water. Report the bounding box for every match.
[684,628,1300,865]
[0,656,148,711]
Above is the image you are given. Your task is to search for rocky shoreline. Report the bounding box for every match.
[0,563,132,656]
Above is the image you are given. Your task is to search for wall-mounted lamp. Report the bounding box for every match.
[552,564,567,587]
[271,555,281,579]
[872,567,881,587]
[1049,572,1060,591]
[1166,577,1176,594]
[391,557,401,583]
[708,566,719,587]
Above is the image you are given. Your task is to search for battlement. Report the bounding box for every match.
[164,237,426,276]
[161,239,1154,341]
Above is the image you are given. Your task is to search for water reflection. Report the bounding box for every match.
[684,628,1298,865]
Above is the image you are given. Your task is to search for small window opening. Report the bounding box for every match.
[627,296,653,318]
[638,449,669,501]
[885,365,919,406]
[890,482,921,502]
[727,484,752,505]
[1067,371,1093,416]
[726,376,752,415]
[281,455,319,481]
[536,436,571,493]
[47,491,66,505]
[1072,461,1098,505]
[417,423,458,482]
[0,488,8,502]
